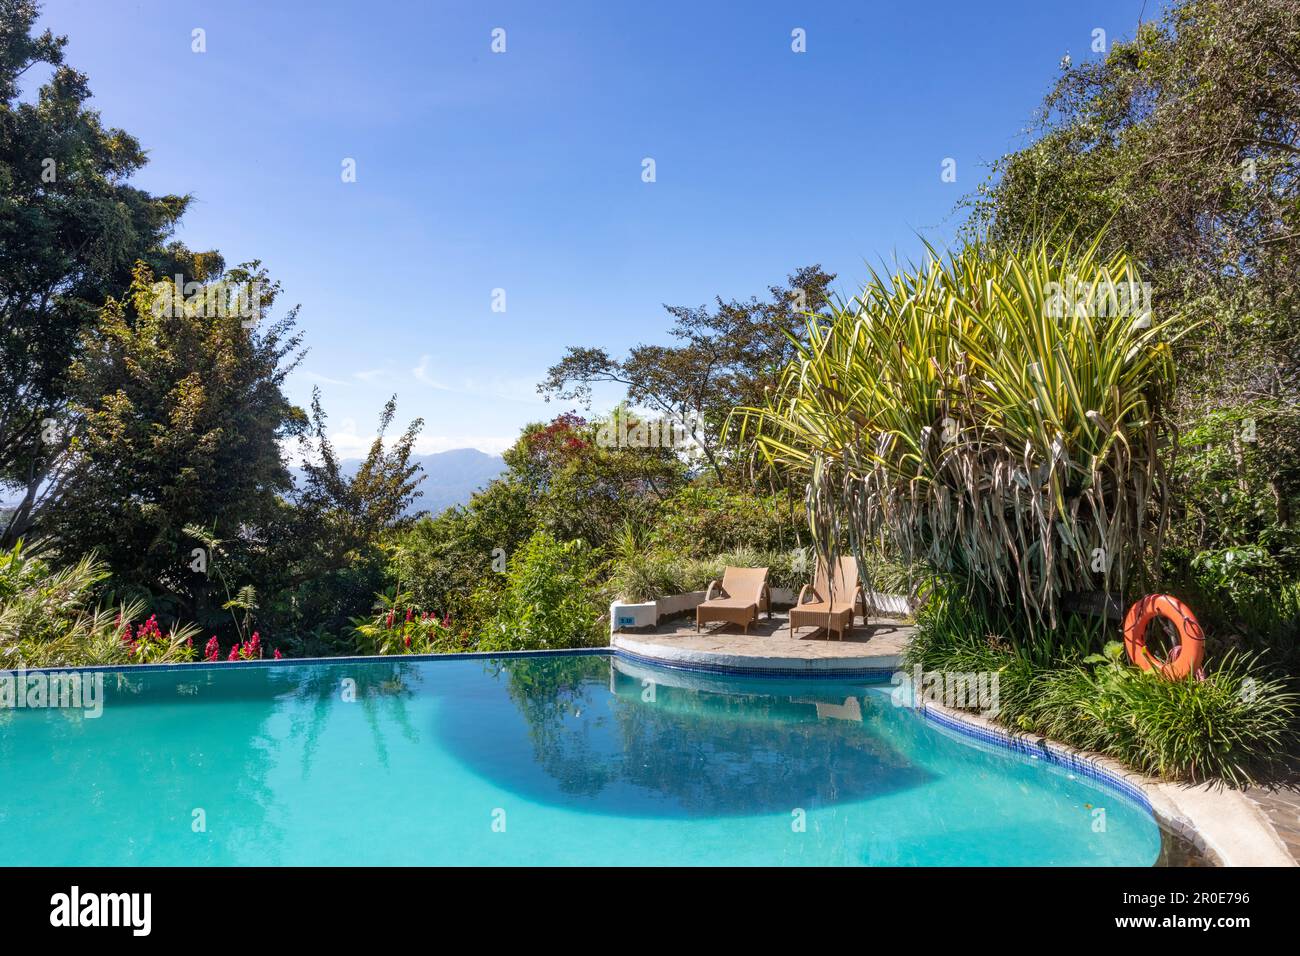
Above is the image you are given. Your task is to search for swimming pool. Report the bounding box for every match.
[0,651,1164,865]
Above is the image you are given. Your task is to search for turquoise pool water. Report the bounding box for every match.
[0,653,1162,865]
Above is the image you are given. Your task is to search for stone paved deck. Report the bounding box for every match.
[1243,755,1300,864]
[612,610,912,672]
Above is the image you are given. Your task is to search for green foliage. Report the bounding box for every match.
[604,546,813,603]
[294,389,426,549]
[647,484,805,558]
[0,1,211,544]
[1160,400,1300,656]
[969,0,1299,312]
[0,543,197,667]
[263,390,427,648]
[352,591,462,655]
[505,412,687,549]
[1171,402,1300,557]
[738,233,1187,624]
[906,585,1297,786]
[39,262,303,626]
[476,531,603,652]
[968,0,1300,659]
[906,578,1110,671]
[1039,645,1295,789]
[382,477,533,636]
[540,266,837,483]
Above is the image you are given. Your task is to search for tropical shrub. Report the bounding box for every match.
[905,584,1296,786]
[476,531,603,651]
[353,595,462,655]
[1036,644,1295,788]
[604,547,813,603]
[738,234,1192,625]
[380,477,534,638]
[42,262,303,620]
[647,485,806,558]
[0,544,198,667]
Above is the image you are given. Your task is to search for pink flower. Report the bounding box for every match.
[228,645,240,661]
[273,649,282,660]
[204,636,220,662]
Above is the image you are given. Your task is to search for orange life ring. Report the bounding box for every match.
[1122,594,1205,680]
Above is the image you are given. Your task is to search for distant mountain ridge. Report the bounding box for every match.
[5,449,507,516]
[292,447,506,516]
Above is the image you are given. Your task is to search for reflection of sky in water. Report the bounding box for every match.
[0,655,1162,866]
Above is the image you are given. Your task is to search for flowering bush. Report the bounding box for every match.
[0,544,202,667]
[353,601,461,655]
[120,614,197,663]
[202,632,282,661]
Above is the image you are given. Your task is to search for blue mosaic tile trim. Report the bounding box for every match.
[923,705,1153,812]
[0,646,615,677]
[613,647,896,681]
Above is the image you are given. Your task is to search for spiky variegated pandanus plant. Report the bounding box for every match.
[734,235,1193,626]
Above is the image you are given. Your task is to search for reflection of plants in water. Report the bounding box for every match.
[269,662,424,774]
[604,671,925,813]
[489,655,618,797]
[487,656,933,814]
[103,662,425,781]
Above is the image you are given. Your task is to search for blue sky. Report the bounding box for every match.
[35,0,1150,457]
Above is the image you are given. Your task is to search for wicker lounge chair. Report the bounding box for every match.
[790,555,864,640]
[695,566,771,633]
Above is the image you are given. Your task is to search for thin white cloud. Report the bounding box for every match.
[412,354,451,390]
[302,370,351,386]
[411,356,543,405]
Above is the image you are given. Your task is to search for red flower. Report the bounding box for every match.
[405,608,414,623]
[404,635,411,648]
[228,645,240,661]
[204,636,220,662]
[273,649,282,660]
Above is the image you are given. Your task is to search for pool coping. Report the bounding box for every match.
[0,645,612,676]
[5,645,1292,867]
[611,634,901,677]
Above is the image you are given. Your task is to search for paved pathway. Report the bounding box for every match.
[1244,757,1300,863]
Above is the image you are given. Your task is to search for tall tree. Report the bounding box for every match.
[538,265,836,481]
[293,387,426,557]
[39,262,305,625]
[255,389,426,649]
[968,0,1299,408]
[967,0,1300,563]
[0,0,213,542]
